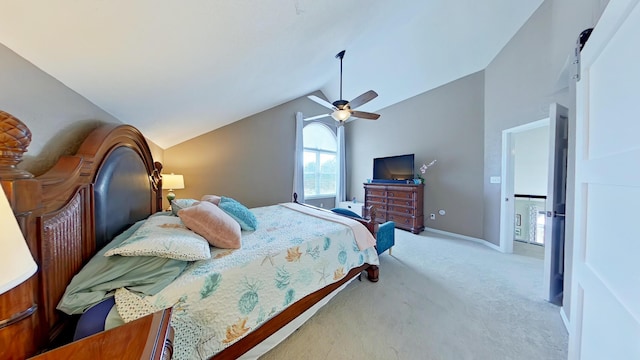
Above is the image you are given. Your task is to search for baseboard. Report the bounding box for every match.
[423,227,503,252]
[560,306,570,333]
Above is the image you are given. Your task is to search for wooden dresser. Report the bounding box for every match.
[363,182,424,234]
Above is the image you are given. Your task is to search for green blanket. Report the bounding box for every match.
[57,214,188,314]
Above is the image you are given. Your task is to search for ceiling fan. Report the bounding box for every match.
[306,50,380,123]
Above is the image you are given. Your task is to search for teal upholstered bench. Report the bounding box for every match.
[330,207,395,255]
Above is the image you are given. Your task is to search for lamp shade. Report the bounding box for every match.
[162,174,185,190]
[0,187,37,295]
[331,109,351,122]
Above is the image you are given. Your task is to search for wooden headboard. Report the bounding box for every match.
[0,112,163,356]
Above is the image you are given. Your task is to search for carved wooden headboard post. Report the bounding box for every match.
[0,111,44,359]
[1,113,164,357]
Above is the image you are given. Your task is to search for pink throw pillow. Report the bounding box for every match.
[178,201,241,249]
[201,194,222,205]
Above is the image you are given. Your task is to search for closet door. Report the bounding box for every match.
[570,0,640,358]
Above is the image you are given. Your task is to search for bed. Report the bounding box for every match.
[0,114,380,359]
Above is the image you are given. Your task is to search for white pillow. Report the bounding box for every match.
[105,215,211,261]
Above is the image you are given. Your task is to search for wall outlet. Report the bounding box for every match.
[430,213,436,220]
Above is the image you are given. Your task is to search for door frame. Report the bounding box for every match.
[499,118,550,254]
[543,104,569,305]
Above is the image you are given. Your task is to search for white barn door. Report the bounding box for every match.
[570,0,640,359]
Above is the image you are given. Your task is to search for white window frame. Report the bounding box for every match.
[303,122,337,199]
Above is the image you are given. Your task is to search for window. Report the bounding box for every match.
[303,123,337,198]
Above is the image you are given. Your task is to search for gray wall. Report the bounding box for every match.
[348,72,485,239]
[162,92,330,210]
[0,43,165,174]
[483,0,607,246]
[164,72,486,243]
[0,43,124,176]
[514,125,549,196]
[483,0,608,319]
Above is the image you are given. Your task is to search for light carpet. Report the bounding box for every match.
[260,229,568,360]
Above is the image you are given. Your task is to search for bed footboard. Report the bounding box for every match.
[292,193,377,236]
[292,192,379,283]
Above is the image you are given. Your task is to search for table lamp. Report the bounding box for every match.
[0,186,38,296]
[162,173,185,204]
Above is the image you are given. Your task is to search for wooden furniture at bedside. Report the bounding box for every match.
[30,308,173,360]
[0,278,39,360]
[363,182,425,234]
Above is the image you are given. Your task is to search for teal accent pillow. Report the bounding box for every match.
[330,207,363,219]
[218,196,258,231]
[171,198,198,216]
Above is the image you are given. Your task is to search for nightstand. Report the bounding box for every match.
[30,308,173,360]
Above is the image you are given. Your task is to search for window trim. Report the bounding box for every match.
[303,122,337,198]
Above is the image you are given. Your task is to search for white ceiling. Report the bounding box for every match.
[0,0,542,149]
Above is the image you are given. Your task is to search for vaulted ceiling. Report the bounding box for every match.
[0,0,542,148]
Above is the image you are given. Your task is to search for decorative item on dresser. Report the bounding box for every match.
[363,182,425,234]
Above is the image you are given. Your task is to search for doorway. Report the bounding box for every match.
[513,125,550,253]
[499,118,550,254]
[499,103,568,304]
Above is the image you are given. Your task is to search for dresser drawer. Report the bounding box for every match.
[387,198,415,207]
[387,213,422,229]
[365,199,387,209]
[386,190,414,200]
[366,194,387,201]
[387,213,415,227]
[366,189,386,197]
[387,205,415,215]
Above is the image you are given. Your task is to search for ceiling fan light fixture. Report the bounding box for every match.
[331,109,351,122]
[306,49,379,123]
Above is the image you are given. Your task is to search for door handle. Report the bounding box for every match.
[546,211,566,218]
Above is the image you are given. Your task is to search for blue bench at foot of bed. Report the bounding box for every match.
[330,208,395,255]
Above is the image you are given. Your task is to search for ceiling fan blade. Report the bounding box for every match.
[350,111,380,120]
[307,95,335,110]
[304,113,331,121]
[347,90,378,109]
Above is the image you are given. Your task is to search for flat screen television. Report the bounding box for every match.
[373,154,415,182]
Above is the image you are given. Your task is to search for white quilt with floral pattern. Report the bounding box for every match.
[114,203,380,359]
